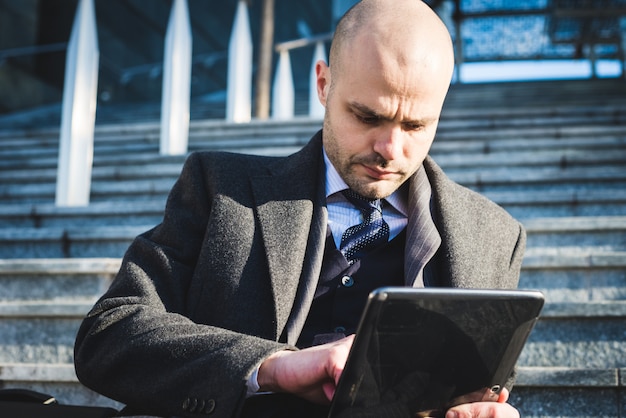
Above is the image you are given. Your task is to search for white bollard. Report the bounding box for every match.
[55,0,99,207]
[271,50,294,120]
[226,1,252,123]
[309,41,326,119]
[160,0,192,156]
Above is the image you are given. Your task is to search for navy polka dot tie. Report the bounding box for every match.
[340,189,390,264]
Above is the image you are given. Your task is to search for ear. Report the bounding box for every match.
[315,60,331,107]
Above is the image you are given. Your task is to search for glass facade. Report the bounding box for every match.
[0,0,336,127]
[0,0,624,128]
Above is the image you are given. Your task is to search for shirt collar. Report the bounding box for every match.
[323,148,409,217]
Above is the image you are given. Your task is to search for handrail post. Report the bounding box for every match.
[160,0,192,155]
[271,50,294,119]
[227,1,252,123]
[309,41,326,119]
[621,18,626,79]
[55,0,99,207]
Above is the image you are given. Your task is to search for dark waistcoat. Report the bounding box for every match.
[296,229,407,348]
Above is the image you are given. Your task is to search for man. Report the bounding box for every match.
[74,1,525,417]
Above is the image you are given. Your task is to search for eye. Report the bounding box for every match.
[355,113,380,125]
[403,122,425,131]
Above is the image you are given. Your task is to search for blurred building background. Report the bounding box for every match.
[0,0,624,126]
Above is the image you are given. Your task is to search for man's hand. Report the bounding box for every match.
[257,335,355,405]
[446,388,520,418]
[257,335,519,418]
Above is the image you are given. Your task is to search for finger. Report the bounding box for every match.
[324,335,355,401]
[497,388,509,403]
[446,401,519,418]
[481,386,509,403]
[322,381,336,402]
[327,334,355,385]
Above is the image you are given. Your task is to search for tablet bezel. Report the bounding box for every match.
[328,287,545,418]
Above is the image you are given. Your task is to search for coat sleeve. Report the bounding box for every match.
[74,152,290,418]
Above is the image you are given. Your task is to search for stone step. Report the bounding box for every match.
[3,166,625,205]
[434,148,626,171]
[440,105,626,130]
[3,134,624,183]
[434,134,626,156]
[1,129,624,174]
[0,247,622,301]
[0,258,118,303]
[0,305,83,364]
[438,122,626,142]
[0,363,123,409]
[1,154,623,203]
[441,78,626,109]
[509,367,626,417]
[2,363,622,415]
[2,161,183,185]
[0,300,623,369]
[523,217,626,250]
[0,201,165,228]
[458,168,626,193]
[3,155,625,194]
[0,225,148,258]
[1,214,624,258]
[517,301,626,369]
[0,127,626,176]
[2,101,624,143]
[1,116,624,170]
[520,248,626,304]
[0,179,175,205]
[0,254,622,349]
[1,187,625,230]
[1,119,623,161]
[485,189,626,218]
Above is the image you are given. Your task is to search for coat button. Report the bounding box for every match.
[189,397,198,412]
[182,398,191,411]
[204,399,216,414]
[341,275,354,287]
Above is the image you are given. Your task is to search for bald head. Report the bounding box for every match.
[329,0,454,84]
[315,0,456,199]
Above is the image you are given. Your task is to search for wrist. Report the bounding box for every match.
[257,350,287,392]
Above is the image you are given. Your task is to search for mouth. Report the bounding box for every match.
[361,164,400,180]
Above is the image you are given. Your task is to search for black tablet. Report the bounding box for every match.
[328,287,544,418]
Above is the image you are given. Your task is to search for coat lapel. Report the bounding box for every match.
[250,135,327,344]
[404,161,442,287]
[423,156,486,289]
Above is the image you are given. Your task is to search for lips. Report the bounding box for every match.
[362,164,399,180]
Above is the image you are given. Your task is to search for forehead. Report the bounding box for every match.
[335,53,448,121]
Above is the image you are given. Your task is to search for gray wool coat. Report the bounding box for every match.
[74,131,525,418]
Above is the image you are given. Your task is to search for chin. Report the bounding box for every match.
[354,182,399,200]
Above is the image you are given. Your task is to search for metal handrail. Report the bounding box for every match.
[274,33,332,53]
[0,43,67,60]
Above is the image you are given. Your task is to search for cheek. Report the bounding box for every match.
[331,122,369,155]
[404,134,435,163]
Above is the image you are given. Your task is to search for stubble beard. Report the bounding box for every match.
[324,128,408,200]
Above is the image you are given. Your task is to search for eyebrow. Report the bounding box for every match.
[348,101,437,125]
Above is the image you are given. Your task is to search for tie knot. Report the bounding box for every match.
[342,189,382,215]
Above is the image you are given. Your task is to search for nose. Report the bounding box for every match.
[373,125,404,161]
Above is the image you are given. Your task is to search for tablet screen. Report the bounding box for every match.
[328,288,544,418]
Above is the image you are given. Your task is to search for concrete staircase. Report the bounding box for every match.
[0,78,625,416]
